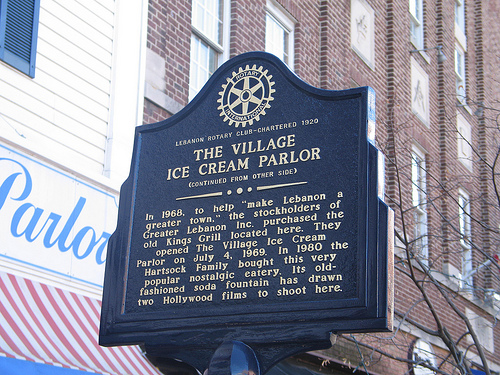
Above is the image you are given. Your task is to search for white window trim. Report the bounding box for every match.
[454,0,467,108]
[106,0,149,186]
[458,188,473,291]
[454,0,467,49]
[191,0,230,60]
[266,0,295,70]
[411,146,428,263]
[412,339,437,375]
[455,44,465,80]
[456,112,473,171]
[189,0,230,101]
[221,0,231,62]
[409,0,424,49]
[191,25,223,54]
[455,43,466,105]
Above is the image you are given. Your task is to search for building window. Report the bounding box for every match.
[455,44,466,105]
[409,0,424,49]
[189,35,218,100]
[458,189,473,291]
[189,0,229,101]
[457,113,473,170]
[466,309,495,353]
[265,1,295,69]
[411,339,437,375]
[455,0,466,40]
[411,147,428,262]
[454,0,467,106]
[0,0,41,78]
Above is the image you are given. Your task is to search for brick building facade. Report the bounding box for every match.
[142,0,500,374]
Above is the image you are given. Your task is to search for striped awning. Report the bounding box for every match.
[0,270,163,375]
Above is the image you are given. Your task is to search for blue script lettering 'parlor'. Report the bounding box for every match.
[0,158,111,265]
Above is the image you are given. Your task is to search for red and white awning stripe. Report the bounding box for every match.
[0,271,163,375]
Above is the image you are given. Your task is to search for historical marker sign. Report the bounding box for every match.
[100,52,393,373]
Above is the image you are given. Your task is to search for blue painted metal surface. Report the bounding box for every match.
[100,51,392,374]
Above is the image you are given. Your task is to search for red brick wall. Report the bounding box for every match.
[144,0,191,124]
[229,0,266,55]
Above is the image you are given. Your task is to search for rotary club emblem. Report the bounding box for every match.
[217,65,275,127]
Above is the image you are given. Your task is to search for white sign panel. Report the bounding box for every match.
[411,58,430,126]
[351,0,375,67]
[0,144,118,289]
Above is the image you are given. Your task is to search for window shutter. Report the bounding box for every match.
[0,0,40,77]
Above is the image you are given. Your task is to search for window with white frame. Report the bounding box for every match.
[454,0,467,105]
[411,147,428,262]
[455,0,466,40]
[455,44,466,105]
[412,339,437,375]
[458,189,473,291]
[409,0,424,49]
[265,1,295,69]
[189,0,229,101]
[457,113,473,170]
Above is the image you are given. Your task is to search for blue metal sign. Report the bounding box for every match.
[100,52,393,374]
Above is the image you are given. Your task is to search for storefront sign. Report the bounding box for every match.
[0,145,118,288]
[100,52,393,372]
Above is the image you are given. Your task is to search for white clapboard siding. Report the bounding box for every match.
[3,81,108,150]
[39,26,112,82]
[53,0,114,38]
[37,38,111,94]
[35,52,110,115]
[2,67,108,140]
[31,66,109,136]
[83,0,115,15]
[0,77,108,161]
[42,1,113,54]
[35,54,110,121]
[0,98,106,175]
[0,0,116,177]
[0,88,106,159]
[39,11,111,68]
